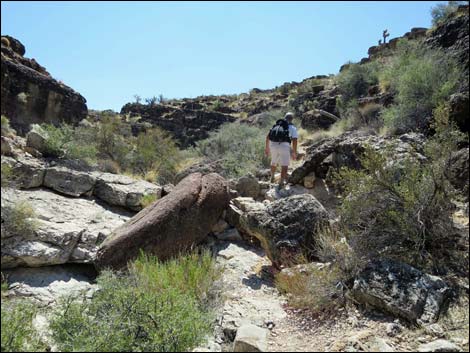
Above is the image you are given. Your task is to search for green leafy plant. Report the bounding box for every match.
[1,300,46,352]
[50,251,220,352]
[379,39,461,133]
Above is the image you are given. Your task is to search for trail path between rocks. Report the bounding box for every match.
[208,240,468,352]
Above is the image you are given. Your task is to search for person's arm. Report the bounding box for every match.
[291,138,298,160]
[265,134,270,156]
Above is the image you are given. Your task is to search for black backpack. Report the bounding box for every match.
[268,119,291,143]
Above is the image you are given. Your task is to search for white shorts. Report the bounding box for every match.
[270,142,291,167]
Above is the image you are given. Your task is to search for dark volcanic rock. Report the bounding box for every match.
[94,173,229,271]
[289,132,426,184]
[352,259,452,324]
[120,103,236,147]
[1,36,88,135]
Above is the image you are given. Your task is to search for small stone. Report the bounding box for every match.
[425,323,445,338]
[233,324,268,352]
[418,339,462,352]
[303,172,316,189]
[386,323,402,337]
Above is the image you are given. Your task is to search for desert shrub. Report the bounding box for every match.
[1,300,46,352]
[38,123,73,157]
[379,39,461,133]
[127,127,183,184]
[332,107,466,274]
[1,163,13,187]
[336,61,380,110]
[275,261,346,313]
[196,122,270,178]
[1,200,38,238]
[431,1,466,26]
[95,114,132,163]
[1,115,14,136]
[50,251,219,352]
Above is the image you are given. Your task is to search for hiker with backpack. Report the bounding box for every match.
[265,112,298,187]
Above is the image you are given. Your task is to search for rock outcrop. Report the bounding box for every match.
[1,36,88,135]
[227,195,330,267]
[1,188,132,269]
[120,103,236,147]
[351,259,452,324]
[95,173,229,271]
[289,132,426,185]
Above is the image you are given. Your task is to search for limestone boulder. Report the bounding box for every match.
[43,167,96,197]
[93,173,162,211]
[1,188,131,269]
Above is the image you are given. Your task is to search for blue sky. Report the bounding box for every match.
[2,1,445,111]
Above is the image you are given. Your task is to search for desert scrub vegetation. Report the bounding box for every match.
[1,115,15,136]
[1,163,13,187]
[336,61,380,110]
[38,113,193,184]
[49,251,220,352]
[275,260,347,314]
[196,121,271,178]
[379,39,462,134]
[1,300,46,352]
[431,1,467,26]
[1,200,38,239]
[328,105,468,277]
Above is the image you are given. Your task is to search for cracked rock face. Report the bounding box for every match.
[1,188,132,269]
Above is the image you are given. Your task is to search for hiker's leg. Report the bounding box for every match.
[280,166,288,184]
[270,164,277,183]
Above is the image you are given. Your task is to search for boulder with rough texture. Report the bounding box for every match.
[235,174,260,199]
[43,167,96,197]
[233,324,268,352]
[1,188,131,269]
[1,36,87,135]
[289,132,426,185]
[1,136,13,155]
[93,173,162,211]
[301,110,337,130]
[351,259,452,324]
[229,195,329,267]
[95,173,229,271]
[26,126,48,154]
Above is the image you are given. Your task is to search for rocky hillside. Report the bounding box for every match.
[1,36,87,135]
[1,3,469,353]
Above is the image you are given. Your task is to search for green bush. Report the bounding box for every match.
[336,61,380,110]
[1,200,38,238]
[1,163,13,187]
[1,300,46,352]
[1,115,14,136]
[50,251,219,352]
[196,122,271,178]
[332,108,466,274]
[379,39,461,133]
[431,1,466,26]
[128,128,183,184]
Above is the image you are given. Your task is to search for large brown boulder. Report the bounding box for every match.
[94,173,229,271]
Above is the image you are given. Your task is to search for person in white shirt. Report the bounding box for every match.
[264,112,298,187]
